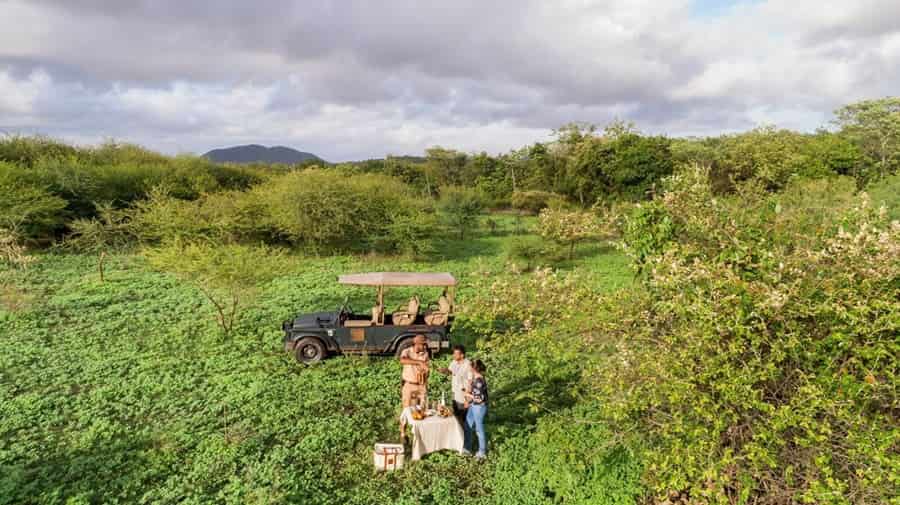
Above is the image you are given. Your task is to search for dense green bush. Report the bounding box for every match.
[134,187,271,245]
[467,168,899,504]
[509,190,566,214]
[0,137,268,244]
[0,135,78,166]
[0,162,69,240]
[675,128,867,192]
[563,132,674,204]
[604,168,900,503]
[63,169,437,256]
[63,203,138,253]
[255,169,436,253]
[620,200,677,274]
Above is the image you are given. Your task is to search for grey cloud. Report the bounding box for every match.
[1,0,899,159]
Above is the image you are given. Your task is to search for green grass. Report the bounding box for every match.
[0,228,632,504]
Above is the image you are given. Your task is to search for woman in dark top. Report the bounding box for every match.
[463,359,488,458]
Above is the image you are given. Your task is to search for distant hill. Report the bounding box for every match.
[203,144,324,164]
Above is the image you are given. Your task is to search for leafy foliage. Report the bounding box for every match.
[620,201,677,274]
[62,170,436,256]
[608,168,900,504]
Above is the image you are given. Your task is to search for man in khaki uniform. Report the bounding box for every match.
[399,334,430,407]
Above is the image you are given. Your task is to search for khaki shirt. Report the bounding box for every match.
[401,347,429,384]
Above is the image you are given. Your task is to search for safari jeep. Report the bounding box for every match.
[282,272,455,364]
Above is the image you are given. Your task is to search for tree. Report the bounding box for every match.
[604,133,674,200]
[564,136,610,206]
[834,97,900,179]
[144,241,288,336]
[437,186,484,240]
[425,146,468,188]
[536,208,608,259]
[561,127,674,204]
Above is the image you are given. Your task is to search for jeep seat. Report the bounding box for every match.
[424,295,451,326]
[392,296,419,326]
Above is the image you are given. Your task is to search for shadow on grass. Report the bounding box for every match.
[489,369,582,430]
[427,235,506,263]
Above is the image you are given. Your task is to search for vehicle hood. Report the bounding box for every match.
[289,311,339,329]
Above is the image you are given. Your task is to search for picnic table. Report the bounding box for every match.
[400,407,464,460]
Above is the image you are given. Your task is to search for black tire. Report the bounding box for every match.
[394,338,414,358]
[395,337,432,358]
[294,337,326,364]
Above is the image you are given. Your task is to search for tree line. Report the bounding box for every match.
[1,97,899,259]
[344,97,900,207]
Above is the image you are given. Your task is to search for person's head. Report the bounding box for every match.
[452,344,466,362]
[413,334,427,352]
[471,359,486,375]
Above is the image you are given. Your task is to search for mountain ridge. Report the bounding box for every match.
[203,144,323,164]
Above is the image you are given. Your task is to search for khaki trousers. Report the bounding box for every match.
[402,382,427,408]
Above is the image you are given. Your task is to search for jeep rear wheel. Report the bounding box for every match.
[395,337,433,358]
[295,337,326,364]
[394,338,414,358]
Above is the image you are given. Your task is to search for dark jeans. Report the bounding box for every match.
[452,400,468,425]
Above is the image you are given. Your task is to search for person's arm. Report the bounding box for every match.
[438,362,451,375]
[398,349,429,366]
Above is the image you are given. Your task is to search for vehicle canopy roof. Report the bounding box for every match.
[337,272,457,287]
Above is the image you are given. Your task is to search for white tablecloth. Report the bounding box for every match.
[400,407,464,460]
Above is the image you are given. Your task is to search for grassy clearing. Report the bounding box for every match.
[0,227,631,504]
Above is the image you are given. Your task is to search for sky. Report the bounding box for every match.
[0,0,898,161]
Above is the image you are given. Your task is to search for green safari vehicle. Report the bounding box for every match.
[282,272,456,364]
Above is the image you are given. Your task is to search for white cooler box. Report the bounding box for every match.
[373,443,405,471]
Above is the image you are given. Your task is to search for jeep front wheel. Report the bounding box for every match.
[294,337,326,364]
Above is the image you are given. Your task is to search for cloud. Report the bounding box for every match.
[0,0,897,159]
